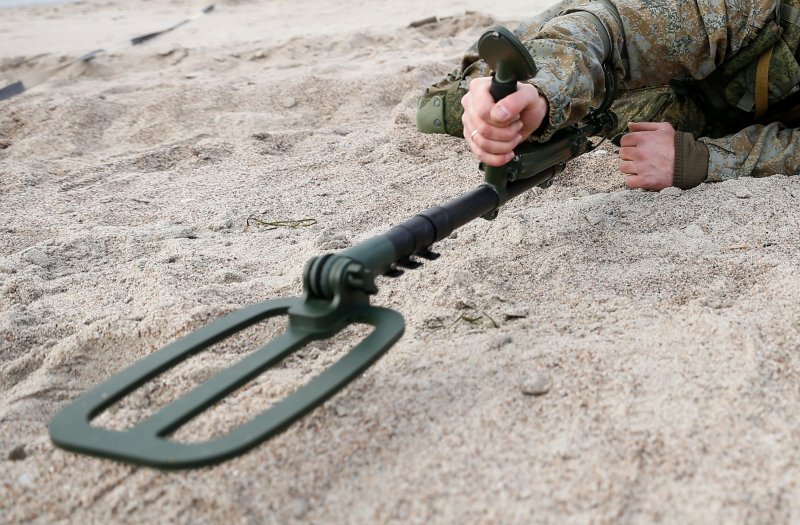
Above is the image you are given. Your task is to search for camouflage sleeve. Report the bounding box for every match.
[520,0,777,141]
[700,123,800,181]
[517,10,610,141]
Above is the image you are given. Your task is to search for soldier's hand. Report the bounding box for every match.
[461,77,547,167]
[619,122,675,191]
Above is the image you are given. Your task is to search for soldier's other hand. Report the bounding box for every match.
[461,77,547,167]
[619,122,675,191]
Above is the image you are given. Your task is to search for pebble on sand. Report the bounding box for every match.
[8,445,26,461]
[520,373,551,396]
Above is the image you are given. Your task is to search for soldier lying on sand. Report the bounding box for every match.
[418,0,800,191]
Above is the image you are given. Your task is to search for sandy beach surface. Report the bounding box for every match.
[2,0,800,523]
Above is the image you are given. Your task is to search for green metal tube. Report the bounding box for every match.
[338,185,500,276]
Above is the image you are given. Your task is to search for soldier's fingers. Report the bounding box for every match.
[468,138,516,167]
[519,102,546,140]
[464,80,524,141]
[490,83,539,123]
[472,129,522,155]
[466,77,498,122]
[462,107,490,141]
[619,160,638,175]
[462,111,513,163]
[474,119,524,142]
[463,112,516,146]
[462,109,477,141]
[619,132,642,147]
[624,173,643,188]
[618,146,644,162]
[498,84,547,138]
[463,112,514,159]
[628,121,672,132]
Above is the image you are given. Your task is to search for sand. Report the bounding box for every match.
[2,0,800,523]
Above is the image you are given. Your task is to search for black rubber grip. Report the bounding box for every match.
[385,186,499,260]
[490,76,517,102]
[385,216,437,259]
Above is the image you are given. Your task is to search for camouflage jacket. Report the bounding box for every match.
[513,0,793,182]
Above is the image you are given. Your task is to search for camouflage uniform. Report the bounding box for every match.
[419,0,800,188]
